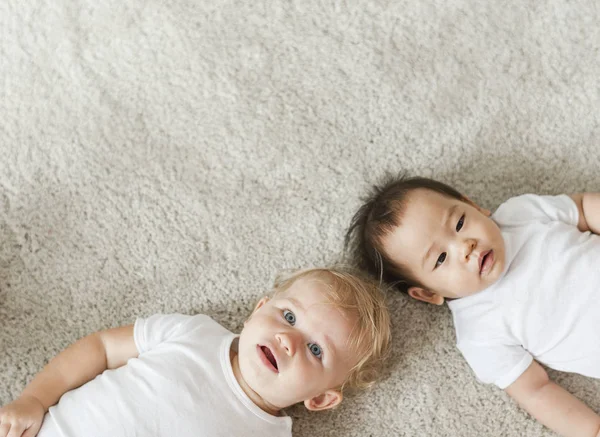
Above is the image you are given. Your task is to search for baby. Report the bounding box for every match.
[0,267,391,437]
[346,174,600,437]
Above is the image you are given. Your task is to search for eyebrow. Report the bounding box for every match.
[286,296,305,312]
[321,333,335,361]
[445,204,459,229]
[422,244,433,270]
[421,204,459,269]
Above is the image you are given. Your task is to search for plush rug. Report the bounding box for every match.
[2,1,600,436]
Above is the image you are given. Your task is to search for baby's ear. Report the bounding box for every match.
[253,296,269,312]
[304,390,343,411]
[408,287,444,305]
[245,297,269,325]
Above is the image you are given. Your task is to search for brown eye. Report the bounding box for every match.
[435,253,446,268]
[456,214,465,232]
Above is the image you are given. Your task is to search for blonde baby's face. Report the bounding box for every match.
[381,189,506,303]
[236,276,358,413]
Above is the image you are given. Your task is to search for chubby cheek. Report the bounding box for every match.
[433,269,470,297]
[237,346,259,381]
[453,268,486,295]
[446,271,474,291]
[290,358,315,381]
[288,360,327,394]
[242,316,277,344]
[283,378,321,404]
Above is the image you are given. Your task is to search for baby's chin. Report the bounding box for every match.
[453,278,501,298]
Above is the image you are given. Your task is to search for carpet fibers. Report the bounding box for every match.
[2,1,600,436]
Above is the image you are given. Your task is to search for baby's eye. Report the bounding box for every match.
[456,214,465,232]
[435,252,447,268]
[308,343,323,359]
[283,310,296,326]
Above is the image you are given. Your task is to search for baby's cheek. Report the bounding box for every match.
[291,363,317,388]
[449,269,469,287]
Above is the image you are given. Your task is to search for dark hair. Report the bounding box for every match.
[344,174,465,293]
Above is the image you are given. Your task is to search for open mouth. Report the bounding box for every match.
[259,345,278,372]
[479,250,494,275]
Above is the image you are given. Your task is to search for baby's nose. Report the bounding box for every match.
[276,332,296,355]
[462,238,476,259]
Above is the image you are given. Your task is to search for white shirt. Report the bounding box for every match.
[38,314,292,437]
[448,194,600,389]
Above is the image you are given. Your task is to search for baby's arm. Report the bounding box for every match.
[570,193,600,234]
[506,360,600,437]
[0,325,137,437]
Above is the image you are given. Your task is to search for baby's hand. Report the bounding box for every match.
[0,395,45,437]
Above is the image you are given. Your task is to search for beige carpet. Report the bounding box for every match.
[2,1,600,436]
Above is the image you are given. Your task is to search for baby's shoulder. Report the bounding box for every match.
[449,294,506,344]
[494,194,545,222]
[493,193,576,227]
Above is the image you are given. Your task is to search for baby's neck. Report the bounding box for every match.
[230,348,282,417]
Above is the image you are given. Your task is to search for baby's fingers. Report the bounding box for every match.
[0,417,37,437]
[7,423,26,437]
[20,427,39,437]
[0,422,10,437]
[2,419,42,437]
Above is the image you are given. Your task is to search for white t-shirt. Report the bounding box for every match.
[37,314,292,437]
[448,194,600,389]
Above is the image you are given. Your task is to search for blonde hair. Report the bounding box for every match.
[271,266,391,391]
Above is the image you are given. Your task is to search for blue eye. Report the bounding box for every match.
[435,252,446,268]
[456,214,465,232]
[283,310,296,326]
[308,343,322,359]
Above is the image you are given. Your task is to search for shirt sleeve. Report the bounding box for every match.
[457,340,533,389]
[493,194,579,228]
[134,313,196,354]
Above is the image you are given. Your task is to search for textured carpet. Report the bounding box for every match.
[2,1,600,436]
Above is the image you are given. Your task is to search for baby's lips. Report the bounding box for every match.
[479,250,494,274]
[258,344,279,373]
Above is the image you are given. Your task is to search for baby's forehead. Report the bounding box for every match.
[275,287,339,312]
[388,190,462,232]
[275,283,357,321]
[381,192,457,261]
[406,188,458,210]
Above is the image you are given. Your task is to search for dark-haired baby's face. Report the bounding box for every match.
[381,189,506,301]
